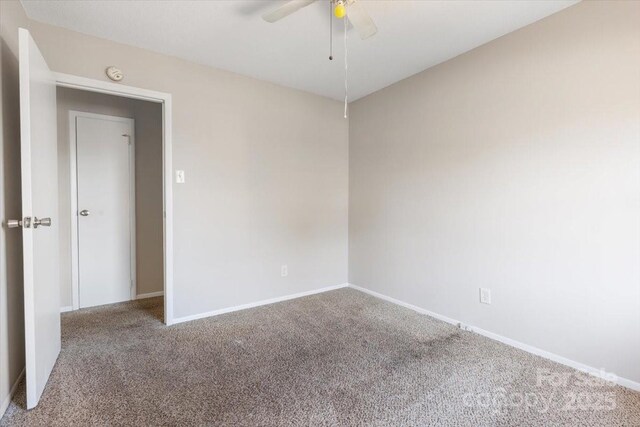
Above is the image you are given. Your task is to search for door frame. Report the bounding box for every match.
[56,72,174,325]
[69,111,137,307]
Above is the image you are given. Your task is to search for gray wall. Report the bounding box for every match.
[57,87,164,306]
[24,5,350,319]
[349,0,640,383]
[0,0,28,415]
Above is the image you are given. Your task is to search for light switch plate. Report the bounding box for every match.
[176,170,185,184]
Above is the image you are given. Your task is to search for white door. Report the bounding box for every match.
[17,28,60,409]
[75,113,135,308]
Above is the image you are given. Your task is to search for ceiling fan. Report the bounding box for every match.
[263,0,378,40]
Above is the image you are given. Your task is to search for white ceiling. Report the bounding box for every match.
[21,0,579,101]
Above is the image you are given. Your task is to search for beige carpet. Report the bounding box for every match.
[1,288,639,426]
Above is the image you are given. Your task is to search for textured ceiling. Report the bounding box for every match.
[21,0,579,101]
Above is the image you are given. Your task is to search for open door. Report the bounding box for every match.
[16,27,60,409]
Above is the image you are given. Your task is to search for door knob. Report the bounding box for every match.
[7,217,31,228]
[79,210,90,217]
[8,219,23,228]
[33,217,52,228]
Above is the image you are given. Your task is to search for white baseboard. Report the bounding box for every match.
[347,283,640,393]
[0,367,25,419]
[348,283,460,326]
[136,291,164,300]
[60,306,74,313]
[172,283,349,325]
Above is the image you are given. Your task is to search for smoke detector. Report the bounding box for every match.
[105,66,123,82]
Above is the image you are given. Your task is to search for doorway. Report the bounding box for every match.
[54,73,174,326]
[72,112,136,308]
[58,88,166,314]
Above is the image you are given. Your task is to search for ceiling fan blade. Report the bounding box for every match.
[262,0,317,23]
[346,0,377,40]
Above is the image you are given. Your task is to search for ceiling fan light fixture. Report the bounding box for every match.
[334,1,346,19]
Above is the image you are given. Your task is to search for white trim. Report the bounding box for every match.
[127,131,137,303]
[60,306,74,313]
[56,73,169,103]
[136,291,164,300]
[69,112,136,309]
[55,72,174,326]
[162,99,174,325]
[348,283,459,326]
[347,284,640,392]
[172,283,349,325]
[68,112,79,310]
[470,324,640,392]
[0,367,25,419]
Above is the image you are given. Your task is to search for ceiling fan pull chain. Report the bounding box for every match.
[329,1,333,60]
[344,15,348,119]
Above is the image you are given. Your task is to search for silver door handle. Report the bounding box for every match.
[7,217,31,228]
[7,219,22,228]
[33,217,52,228]
[79,210,90,217]
[7,219,23,228]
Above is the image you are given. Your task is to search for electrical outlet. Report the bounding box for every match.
[281,265,288,277]
[176,170,185,184]
[480,288,491,304]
